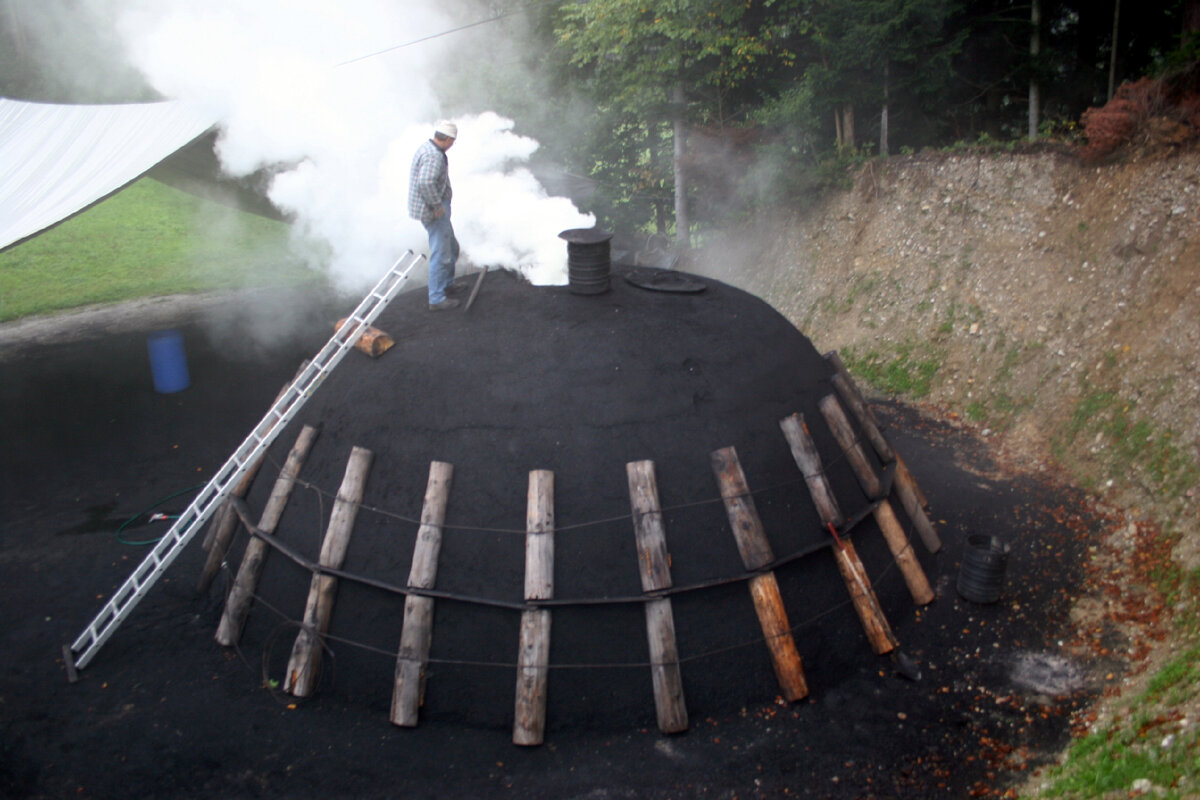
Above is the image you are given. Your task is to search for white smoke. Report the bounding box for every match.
[103,0,592,289]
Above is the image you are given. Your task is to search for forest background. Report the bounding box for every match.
[3,0,1199,248]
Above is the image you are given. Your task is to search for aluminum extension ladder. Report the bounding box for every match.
[66,251,424,673]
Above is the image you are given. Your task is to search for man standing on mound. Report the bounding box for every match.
[409,120,460,310]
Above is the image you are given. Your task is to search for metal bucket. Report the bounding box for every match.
[147,329,190,394]
[957,534,1009,603]
[559,227,613,295]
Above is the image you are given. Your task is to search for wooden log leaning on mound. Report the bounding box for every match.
[817,396,934,607]
[710,446,808,702]
[198,364,311,593]
[391,461,454,727]
[285,445,373,698]
[334,318,395,358]
[513,469,554,746]
[215,424,321,646]
[626,460,689,734]
[779,413,898,656]
[824,351,941,553]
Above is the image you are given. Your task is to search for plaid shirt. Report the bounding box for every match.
[407,139,452,224]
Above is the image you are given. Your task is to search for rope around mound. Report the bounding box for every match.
[229,448,895,609]
[206,453,931,680]
[217,511,924,681]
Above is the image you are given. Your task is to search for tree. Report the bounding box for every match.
[1029,0,1041,139]
[799,0,962,152]
[554,0,800,245]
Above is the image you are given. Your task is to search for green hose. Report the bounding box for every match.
[115,484,206,545]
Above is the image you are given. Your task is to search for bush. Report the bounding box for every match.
[1079,78,1159,162]
[1079,68,1200,162]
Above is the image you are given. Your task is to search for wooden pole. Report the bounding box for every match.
[779,414,897,655]
[215,424,320,646]
[831,537,898,655]
[626,460,688,734]
[818,393,883,500]
[826,351,929,511]
[285,446,373,698]
[825,354,940,552]
[197,371,305,593]
[710,447,808,702]
[514,469,554,746]
[816,400,935,606]
[778,414,843,527]
[829,372,894,462]
[391,461,454,727]
[891,459,941,553]
[873,501,934,605]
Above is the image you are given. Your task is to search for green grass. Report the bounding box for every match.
[1037,640,1200,799]
[1034,562,1200,799]
[0,178,320,322]
[841,341,942,398]
[1051,384,1200,498]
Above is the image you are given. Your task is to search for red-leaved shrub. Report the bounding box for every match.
[1080,98,1139,162]
[1079,74,1200,161]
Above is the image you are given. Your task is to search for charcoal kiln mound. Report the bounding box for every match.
[218,266,932,734]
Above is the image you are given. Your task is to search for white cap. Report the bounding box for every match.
[434,120,458,139]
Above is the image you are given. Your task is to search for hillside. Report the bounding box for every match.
[692,146,1200,795]
[696,147,1200,563]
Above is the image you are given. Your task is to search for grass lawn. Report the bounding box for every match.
[0,178,322,322]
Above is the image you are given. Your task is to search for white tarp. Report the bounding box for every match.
[0,98,217,251]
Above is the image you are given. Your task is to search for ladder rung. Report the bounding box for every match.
[66,251,423,672]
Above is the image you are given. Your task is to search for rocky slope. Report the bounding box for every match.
[688,147,1200,795]
[694,145,1200,566]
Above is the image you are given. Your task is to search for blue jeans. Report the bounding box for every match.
[424,202,459,304]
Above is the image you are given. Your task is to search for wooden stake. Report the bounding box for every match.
[818,393,884,500]
[873,501,934,605]
[829,371,894,462]
[892,459,942,553]
[825,353,940,552]
[215,424,320,646]
[779,413,897,656]
[197,371,305,592]
[626,460,688,734]
[831,537,898,655]
[514,469,554,746]
[391,461,454,727]
[285,446,373,698]
[711,446,808,701]
[778,414,843,526]
[825,352,882,428]
[711,447,774,571]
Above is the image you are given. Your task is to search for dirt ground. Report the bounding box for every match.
[0,277,1137,799]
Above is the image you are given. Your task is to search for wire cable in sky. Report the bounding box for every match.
[334,4,532,67]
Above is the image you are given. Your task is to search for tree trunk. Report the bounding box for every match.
[672,83,690,248]
[647,124,667,235]
[1108,0,1120,101]
[880,62,890,157]
[1028,0,1041,140]
[1186,0,1200,35]
[841,103,855,150]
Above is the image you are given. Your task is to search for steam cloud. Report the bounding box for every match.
[98,0,594,289]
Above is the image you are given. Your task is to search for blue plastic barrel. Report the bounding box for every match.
[147,329,190,393]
